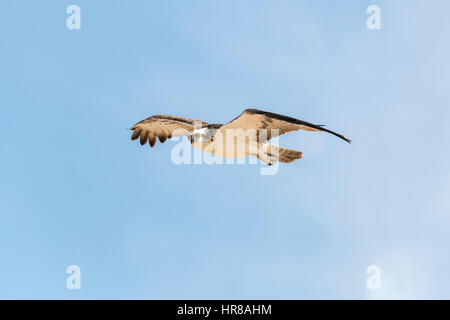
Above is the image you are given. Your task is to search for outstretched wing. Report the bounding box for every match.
[220,109,351,143]
[130,115,208,147]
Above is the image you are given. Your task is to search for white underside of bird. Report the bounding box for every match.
[189,128,287,165]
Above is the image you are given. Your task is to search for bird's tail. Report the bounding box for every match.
[278,147,303,163]
[255,144,302,165]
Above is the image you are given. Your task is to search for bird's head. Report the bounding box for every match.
[188,127,218,144]
[188,128,207,143]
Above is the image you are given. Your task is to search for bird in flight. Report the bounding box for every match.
[130,108,351,165]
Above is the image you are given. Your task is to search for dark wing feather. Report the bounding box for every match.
[221,108,351,143]
[130,115,208,148]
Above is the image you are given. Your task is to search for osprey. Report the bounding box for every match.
[130,108,351,165]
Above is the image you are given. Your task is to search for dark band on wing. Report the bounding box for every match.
[245,109,351,143]
[134,115,207,127]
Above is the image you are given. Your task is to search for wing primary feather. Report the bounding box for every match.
[149,136,156,148]
[131,129,140,140]
[140,131,148,145]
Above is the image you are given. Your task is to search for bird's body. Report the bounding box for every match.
[130,108,351,165]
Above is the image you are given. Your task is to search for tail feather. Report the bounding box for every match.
[278,147,303,163]
[255,144,302,165]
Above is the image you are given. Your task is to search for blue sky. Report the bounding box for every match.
[1,0,449,299]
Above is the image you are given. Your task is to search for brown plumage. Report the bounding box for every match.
[130,115,208,147]
[130,108,351,164]
[221,109,351,143]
